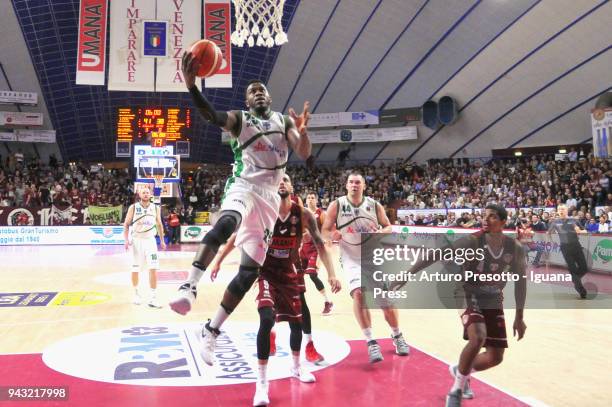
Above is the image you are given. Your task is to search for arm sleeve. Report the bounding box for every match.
[188,85,228,127]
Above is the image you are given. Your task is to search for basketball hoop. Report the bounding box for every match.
[152,174,165,199]
[231,0,288,47]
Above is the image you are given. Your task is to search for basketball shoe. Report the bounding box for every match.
[392,333,410,356]
[147,296,162,309]
[132,293,141,305]
[197,320,219,366]
[450,365,474,399]
[367,340,383,363]
[322,301,333,316]
[253,381,269,406]
[169,282,197,315]
[305,341,324,363]
[291,366,316,383]
[445,389,462,407]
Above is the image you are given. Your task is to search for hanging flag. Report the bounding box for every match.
[142,21,168,57]
[108,0,155,91]
[204,0,232,88]
[76,0,108,85]
[155,0,201,92]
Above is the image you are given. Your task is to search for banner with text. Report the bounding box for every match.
[76,0,109,85]
[0,91,38,105]
[87,205,123,225]
[108,0,155,91]
[204,0,232,88]
[0,111,43,126]
[180,225,213,242]
[309,111,379,128]
[0,226,125,245]
[308,126,417,144]
[15,129,56,143]
[0,132,16,141]
[155,0,201,92]
[0,205,86,226]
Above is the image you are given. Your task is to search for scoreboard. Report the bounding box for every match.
[116,107,192,146]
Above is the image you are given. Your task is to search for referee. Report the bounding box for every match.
[548,204,588,298]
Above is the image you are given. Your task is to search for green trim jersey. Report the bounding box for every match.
[227,110,289,191]
[131,202,158,239]
[336,195,380,259]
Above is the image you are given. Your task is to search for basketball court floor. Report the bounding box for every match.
[1,243,610,406]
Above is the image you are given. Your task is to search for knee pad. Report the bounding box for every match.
[227,265,259,299]
[202,212,240,248]
[258,307,275,331]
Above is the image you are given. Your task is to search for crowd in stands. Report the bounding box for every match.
[1,150,610,232]
[0,153,133,210]
[182,154,610,232]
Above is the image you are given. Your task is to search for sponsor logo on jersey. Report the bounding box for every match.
[252,141,286,158]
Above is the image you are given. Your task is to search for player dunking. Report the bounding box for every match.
[123,186,166,308]
[209,175,340,406]
[322,172,410,363]
[169,51,312,366]
[300,192,334,315]
[398,204,527,407]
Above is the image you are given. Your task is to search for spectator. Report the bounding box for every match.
[586,218,599,233]
[597,214,609,233]
[167,208,181,244]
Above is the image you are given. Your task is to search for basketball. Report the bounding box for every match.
[190,39,223,78]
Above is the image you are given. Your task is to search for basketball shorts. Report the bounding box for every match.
[256,269,303,323]
[221,177,281,265]
[300,243,318,274]
[131,237,160,271]
[340,253,362,294]
[461,307,508,348]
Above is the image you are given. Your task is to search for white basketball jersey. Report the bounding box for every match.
[131,202,158,239]
[336,195,380,260]
[227,110,288,190]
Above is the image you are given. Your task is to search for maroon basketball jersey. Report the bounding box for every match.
[464,231,517,297]
[263,202,304,272]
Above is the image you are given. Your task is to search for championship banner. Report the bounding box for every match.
[308,126,417,144]
[108,0,155,91]
[76,0,108,85]
[591,108,612,158]
[204,0,232,88]
[155,0,201,92]
[0,111,43,126]
[87,205,123,225]
[0,90,37,105]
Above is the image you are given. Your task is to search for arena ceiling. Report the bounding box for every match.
[3,0,611,163]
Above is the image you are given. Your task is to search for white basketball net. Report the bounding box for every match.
[231,0,288,47]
